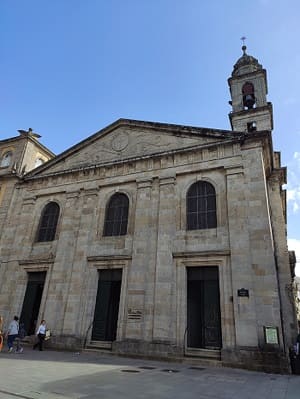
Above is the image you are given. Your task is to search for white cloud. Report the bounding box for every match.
[287,154,300,215]
[294,152,300,160]
[287,189,296,201]
[288,238,300,277]
[287,187,300,214]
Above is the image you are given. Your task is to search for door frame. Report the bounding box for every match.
[20,271,47,335]
[174,252,235,353]
[91,268,123,342]
[18,262,52,333]
[186,266,222,349]
[86,256,131,345]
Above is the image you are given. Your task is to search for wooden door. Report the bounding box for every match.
[187,266,222,349]
[20,272,46,335]
[92,269,122,342]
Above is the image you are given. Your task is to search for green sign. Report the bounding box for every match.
[264,326,279,344]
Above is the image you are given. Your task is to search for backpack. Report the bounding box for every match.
[18,324,27,339]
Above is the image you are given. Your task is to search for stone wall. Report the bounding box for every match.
[0,129,292,372]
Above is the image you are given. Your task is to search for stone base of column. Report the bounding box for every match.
[113,339,184,359]
[44,335,84,351]
[221,347,290,374]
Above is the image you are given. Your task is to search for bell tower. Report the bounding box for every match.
[228,45,273,132]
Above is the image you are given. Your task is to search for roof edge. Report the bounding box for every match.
[25,118,243,178]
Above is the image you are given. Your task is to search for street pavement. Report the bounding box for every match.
[0,348,300,399]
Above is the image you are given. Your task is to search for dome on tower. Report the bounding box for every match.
[231,45,263,77]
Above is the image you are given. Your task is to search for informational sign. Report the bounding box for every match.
[127,308,143,321]
[237,288,249,297]
[264,326,279,345]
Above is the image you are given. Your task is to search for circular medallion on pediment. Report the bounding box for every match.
[111,132,129,152]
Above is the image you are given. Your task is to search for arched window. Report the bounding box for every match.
[36,202,60,242]
[103,193,129,236]
[242,82,255,109]
[0,151,13,167]
[187,181,217,230]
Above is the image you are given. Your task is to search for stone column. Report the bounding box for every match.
[226,166,259,347]
[44,190,80,338]
[57,188,99,346]
[125,178,158,342]
[152,175,177,345]
[242,148,283,349]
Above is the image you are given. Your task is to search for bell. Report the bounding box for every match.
[244,94,255,109]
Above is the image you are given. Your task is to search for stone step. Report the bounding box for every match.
[182,355,222,368]
[86,340,112,350]
[83,345,223,368]
[185,347,221,360]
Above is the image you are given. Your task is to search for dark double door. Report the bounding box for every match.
[187,266,222,349]
[20,272,46,336]
[92,269,122,342]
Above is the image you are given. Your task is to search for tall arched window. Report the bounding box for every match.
[36,202,60,242]
[0,151,13,167]
[187,181,217,230]
[103,193,129,236]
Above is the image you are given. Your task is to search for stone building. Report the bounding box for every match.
[0,47,298,372]
[0,129,54,234]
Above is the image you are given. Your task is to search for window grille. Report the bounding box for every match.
[37,202,60,242]
[187,181,217,230]
[103,193,129,236]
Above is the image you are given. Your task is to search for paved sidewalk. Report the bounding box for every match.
[0,349,299,399]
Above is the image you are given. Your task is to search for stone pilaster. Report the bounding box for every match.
[152,175,177,343]
[226,166,258,347]
[56,189,99,346]
[242,148,283,348]
[125,178,157,341]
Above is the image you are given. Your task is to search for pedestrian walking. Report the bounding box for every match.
[15,323,26,354]
[33,320,46,351]
[6,316,19,352]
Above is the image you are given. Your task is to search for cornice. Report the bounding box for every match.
[173,250,231,258]
[24,137,244,181]
[24,118,244,179]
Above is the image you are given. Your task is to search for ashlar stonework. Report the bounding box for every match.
[0,48,297,373]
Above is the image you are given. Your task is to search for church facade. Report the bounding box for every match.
[0,47,297,372]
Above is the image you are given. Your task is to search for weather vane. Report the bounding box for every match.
[240,36,247,54]
[240,36,247,46]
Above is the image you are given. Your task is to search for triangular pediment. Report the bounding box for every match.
[26,119,240,178]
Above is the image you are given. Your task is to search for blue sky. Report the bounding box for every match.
[1,1,300,273]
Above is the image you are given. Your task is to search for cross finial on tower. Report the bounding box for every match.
[240,36,247,55]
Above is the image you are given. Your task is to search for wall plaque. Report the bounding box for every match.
[127,308,143,321]
[264,326,279,345]
[237,288,249,297]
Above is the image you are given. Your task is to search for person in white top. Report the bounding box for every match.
[7,316,19,352]
[33,319,47,351]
